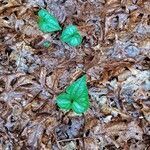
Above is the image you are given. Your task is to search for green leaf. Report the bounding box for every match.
[61,25,83,47]
[56,75,90,114]
[67,75,89,114]
[56,93,72,110]
[66,75,88,100]
[72,100,89,114]
[38,9,62,33]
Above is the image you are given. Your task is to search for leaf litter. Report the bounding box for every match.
[0,0,150,149]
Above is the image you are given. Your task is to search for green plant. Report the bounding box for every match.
[61,25,83,47]
[43,41,51,48]
[38,9,62,33]
[56,75,90,114]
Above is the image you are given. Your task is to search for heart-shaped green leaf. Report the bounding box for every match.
[60,25,82,47]
[38,9,62,33]
[56,75,90,114]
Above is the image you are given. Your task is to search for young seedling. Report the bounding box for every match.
[56,75,90,114]
[61,25,83,47]
[38,9,62,33]
[43,41,51,48]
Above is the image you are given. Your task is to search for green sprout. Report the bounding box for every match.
[38,9,62,33]
[43,41,51,48]
[56,75,90,114]
[61,25,83,47]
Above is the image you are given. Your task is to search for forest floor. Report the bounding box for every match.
[0,0,150,150]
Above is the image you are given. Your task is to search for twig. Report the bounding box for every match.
[57,137,82,143]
